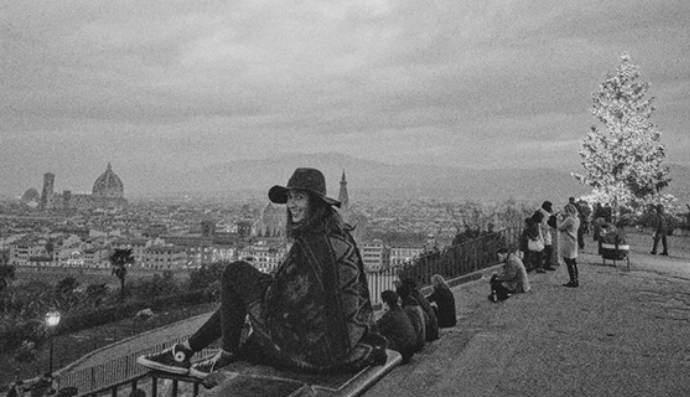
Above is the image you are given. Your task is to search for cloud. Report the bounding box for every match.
[1,0,689,195]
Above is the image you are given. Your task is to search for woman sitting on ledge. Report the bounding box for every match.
[137,168,386,379]
[427,274,457,328]
[490,246,531,300]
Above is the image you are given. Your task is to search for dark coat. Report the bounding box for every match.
[252,225,385,372]
[401,297,426,351]
[410,289,439,341]
[427,285,457,328]
[376,305,418,355]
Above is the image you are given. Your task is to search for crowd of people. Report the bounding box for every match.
[515,199,584,288]
[6,165,682,395]
[134,168,615,380]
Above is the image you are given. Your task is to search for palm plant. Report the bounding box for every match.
[110,248,134,302]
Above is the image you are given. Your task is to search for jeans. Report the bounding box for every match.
[526,250,543,271]
[652,231,668,254]
[188,261,272,352]
[543,245,553,268]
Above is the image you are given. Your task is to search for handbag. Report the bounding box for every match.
[527,227,545,251]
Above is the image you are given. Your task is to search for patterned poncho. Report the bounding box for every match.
[249,225,385,372]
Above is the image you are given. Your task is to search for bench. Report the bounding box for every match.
[600,242,631,271]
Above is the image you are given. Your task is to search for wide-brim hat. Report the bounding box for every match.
[268,167,341,208]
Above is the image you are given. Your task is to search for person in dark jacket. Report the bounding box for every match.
[520,215,545,273]
[399,278,439,341]
[650,204,669,256]
[376,290,418,363]
[427,274,457,327]
[138,168,386,378]
[396,283,426,351]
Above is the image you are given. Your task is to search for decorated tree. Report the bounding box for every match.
[574,54,673,220]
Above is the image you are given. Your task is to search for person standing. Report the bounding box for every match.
[520,214,545,273]
[558,204,581,288]
[650,204,669,256]
[538,201,556,271]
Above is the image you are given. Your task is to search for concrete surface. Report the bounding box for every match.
[363,247,690,397]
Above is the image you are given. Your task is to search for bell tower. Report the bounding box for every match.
[338,170,349,211]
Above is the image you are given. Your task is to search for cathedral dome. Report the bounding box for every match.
[21,188,40,202]
[92,163,124,198]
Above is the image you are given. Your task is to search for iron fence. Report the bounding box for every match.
[45,227,520,397]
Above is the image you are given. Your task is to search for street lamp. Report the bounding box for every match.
[45,310,61,375]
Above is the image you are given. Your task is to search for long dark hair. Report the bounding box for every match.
[285,192,345,239]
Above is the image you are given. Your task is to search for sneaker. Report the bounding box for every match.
[189,349,237,379]
[650,251,656,255]
[536,269,546,273]
[136,344,192,375]
[660,252,668,256]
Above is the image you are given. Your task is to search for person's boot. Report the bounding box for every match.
[573,263,580,287]
[563,263,575,287]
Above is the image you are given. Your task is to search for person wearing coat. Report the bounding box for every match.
[650,204,669,256]
[137,168,386,378]
[520,214,545,273]
[427,274,457,328]
[492,247,531,294]
[399,278,439,342]
[558,203,581,288]
[538,201,556,271]
[376,290,418,363]
[396,284,426,353]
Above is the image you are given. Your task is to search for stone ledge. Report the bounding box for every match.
[197,349,402,397]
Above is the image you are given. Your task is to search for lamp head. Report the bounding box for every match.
[45,311,61,328]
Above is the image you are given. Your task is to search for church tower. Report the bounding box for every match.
[338,170,349,211]
[40,172,55,211]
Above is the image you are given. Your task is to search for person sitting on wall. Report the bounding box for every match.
[399,278,439,342]
[490,247,531,298]
[426,274,457,328]
[395,283,427,352]
[137,168,387,378]
[376,290,418,363]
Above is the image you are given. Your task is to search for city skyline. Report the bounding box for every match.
[2,1,690,196]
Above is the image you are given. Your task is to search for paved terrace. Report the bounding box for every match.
[50,233,690,396]
[365,241,690,397]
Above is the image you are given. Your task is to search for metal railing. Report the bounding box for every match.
[366,227,520,303]
[53,227,520,397]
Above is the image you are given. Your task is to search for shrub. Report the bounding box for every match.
[14,340,38,363]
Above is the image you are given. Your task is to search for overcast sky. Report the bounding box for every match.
[2,0,689,195]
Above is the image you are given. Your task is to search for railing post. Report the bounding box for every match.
[152,375,158,397]
[172,379,179,397]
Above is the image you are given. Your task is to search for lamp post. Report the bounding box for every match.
[45,310,61,375]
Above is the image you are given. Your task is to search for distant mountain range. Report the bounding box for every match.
[138,152,594,203]
[119,152,690,204]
